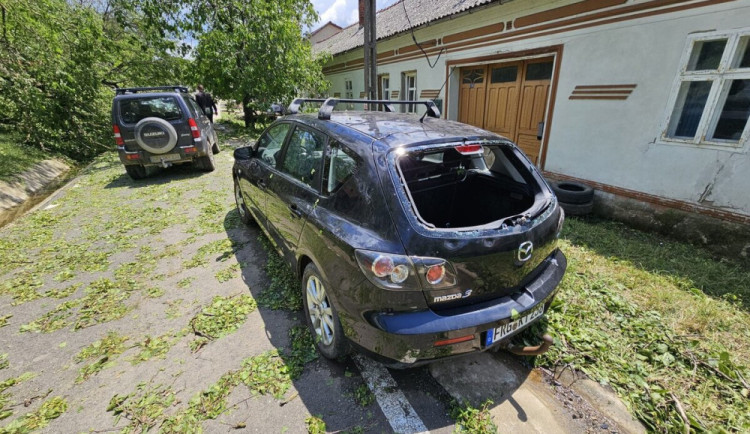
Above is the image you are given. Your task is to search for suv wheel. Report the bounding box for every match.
[302,263,348,360]
[234,180,254,225]
[125,165,148,180]
[212,133,220,154]
[194,147,216,172]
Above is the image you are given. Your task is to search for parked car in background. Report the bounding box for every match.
[111,86,220,179]
[232,98,567,366]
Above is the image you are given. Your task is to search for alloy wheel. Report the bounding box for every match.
[306,275,334,346]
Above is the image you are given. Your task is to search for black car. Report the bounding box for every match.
[233,98,567,366]
[111,86,220,179]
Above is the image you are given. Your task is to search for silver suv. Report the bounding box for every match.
[111,86,220,179]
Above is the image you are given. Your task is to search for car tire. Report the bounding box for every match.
[134,117,178,154]
[302,263,348,360]
[234,179,254,225]
[212,133,220,154]
[124,165,148,180]
[194,148,216,172]
[560,200,594,216]
[550,181,594,204]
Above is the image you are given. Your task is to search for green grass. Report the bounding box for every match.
[521,216,750,432]
[0,133,52,181]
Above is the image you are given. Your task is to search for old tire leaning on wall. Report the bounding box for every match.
[551,181,594,204]
[560,200,594,216]
[551,181,595,216]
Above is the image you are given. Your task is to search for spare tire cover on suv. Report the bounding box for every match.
[134,117,178,154]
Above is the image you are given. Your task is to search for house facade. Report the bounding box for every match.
[313,0,750,237]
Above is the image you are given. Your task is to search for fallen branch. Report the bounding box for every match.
[670,392,690,434]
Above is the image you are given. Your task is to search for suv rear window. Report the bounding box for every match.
[119,97,183,124]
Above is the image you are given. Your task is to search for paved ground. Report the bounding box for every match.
[0,127,637,433]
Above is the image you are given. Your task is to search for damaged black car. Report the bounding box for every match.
[232,98,566,366]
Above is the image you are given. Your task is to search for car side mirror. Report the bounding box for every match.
[233,147,254,161]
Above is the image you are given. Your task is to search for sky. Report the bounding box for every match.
[311,0,401,29]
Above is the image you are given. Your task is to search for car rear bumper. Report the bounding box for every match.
[349,249,566,366]
[118,143,210,166]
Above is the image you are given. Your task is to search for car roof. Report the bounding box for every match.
[285,111,505,148]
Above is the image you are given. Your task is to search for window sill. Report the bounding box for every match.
[657,138,748,153]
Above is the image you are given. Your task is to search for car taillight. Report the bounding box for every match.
[113,125,124,147]
[188,118,201,140]
[426,264,445,285]
[355,250,420,290]
[355,250,458,290]
[455,144,482,154]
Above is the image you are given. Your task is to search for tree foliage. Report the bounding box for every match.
[0,0,188,160]
[130,0,330,126]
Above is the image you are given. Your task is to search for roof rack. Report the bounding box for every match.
[115,86,189,95]
[287,98,441,121]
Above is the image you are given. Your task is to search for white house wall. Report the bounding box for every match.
[320,0,750,217]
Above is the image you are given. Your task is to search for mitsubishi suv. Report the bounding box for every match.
[112,86,220,179]
[232,98,567,366]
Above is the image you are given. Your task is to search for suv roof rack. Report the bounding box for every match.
[287,98,441,121]
[115,86,189,95]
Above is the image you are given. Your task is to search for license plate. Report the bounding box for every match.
[485,304,545,346]
[150,154,181,163]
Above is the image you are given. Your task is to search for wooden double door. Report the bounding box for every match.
[458,58,554,165]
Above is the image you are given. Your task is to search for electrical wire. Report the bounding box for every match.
[402,0,444,69]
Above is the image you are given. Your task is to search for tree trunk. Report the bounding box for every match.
[242,95,255,128]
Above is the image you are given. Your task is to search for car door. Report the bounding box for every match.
[239,122,292,233]
[186,97,214,147]
[265,125,327,264]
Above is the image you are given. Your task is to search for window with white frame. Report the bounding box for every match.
[380,75,390,100]
[403,72,417,113]
[344,79,353,109]
[664,30,750,147]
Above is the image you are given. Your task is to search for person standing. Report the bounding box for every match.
[195,85,218,123]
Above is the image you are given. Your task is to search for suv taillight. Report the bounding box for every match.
[188,118,201,140]
[113,125,124,147]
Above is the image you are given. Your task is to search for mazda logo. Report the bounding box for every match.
[517,241,533,262]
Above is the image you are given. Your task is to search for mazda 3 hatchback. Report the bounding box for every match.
[233,98,567,366]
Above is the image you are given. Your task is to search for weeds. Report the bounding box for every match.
[450,399,496,434]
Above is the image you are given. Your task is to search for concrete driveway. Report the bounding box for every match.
[0,131,636,433]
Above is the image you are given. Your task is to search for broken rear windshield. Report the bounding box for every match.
[119,97,183,124]
[395,145,539,230]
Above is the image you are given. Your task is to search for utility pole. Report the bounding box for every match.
[362,0,377,104]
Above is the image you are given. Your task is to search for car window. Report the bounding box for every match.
[279,126,326,189]
[119,97,183,124]
[256,123,291,167]
[323,141,358,195]
[186,98,201,118]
